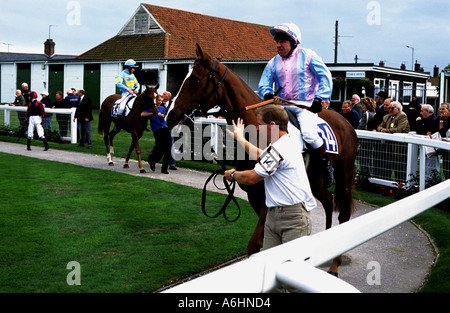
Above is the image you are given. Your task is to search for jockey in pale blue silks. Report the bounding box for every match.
[258,22,334,187]
[113,59,140,131]
[116,59,140,98]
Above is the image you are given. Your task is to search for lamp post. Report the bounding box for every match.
[406,45,414,71]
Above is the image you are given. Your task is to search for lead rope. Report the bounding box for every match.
[201,153,241,222]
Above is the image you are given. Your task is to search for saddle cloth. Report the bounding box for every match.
[288,116,339,154]
[111,96,136,118]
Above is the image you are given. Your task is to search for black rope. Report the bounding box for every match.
[201,154,241,222]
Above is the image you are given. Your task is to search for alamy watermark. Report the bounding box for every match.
[366,1,381,26]
[67,261,81,286]
[366,261,381,285]
[66,1,81,26]
[172,124,281,162]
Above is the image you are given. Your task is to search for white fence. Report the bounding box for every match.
[356,130,450,191]
[0,105,78,144]
[163,179,449,293]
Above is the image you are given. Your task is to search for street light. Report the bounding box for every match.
[406,45,414,71]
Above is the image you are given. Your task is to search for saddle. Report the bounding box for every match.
[112,95,136,118]
[284,108,339,154]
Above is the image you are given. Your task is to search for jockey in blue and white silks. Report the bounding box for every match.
[258,22,334,187]
[258,43,332,105]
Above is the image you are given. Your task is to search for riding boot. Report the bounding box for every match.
[314,145,334,188]
[27,139,32,151]
[113,116,123,132]
[321,153,334,188]
[308,98,323,114]
[43,138,49,151]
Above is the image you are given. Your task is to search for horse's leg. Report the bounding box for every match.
[124,142,134,169]
[245,183,266,256]
[247,203,267,256]
[108,128,119,166]
[327,157,355,277]
[103,131,114,166]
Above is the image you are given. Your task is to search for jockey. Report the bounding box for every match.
[25,91,49,151]
[258,22,334,187]
[116,59,140,98]
[114,59,140,131]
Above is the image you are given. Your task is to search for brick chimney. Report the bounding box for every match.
[434,65,439,77]
[44,39,55,57]
[414,60,421,72]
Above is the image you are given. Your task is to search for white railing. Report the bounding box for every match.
[0,105,78,144]
[356,130,450,190]
[162,179,450,293]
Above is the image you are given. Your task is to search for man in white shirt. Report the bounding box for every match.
[225,105,316,250]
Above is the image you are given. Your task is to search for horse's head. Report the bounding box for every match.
[166,44,229,129]
[139,84,159,114]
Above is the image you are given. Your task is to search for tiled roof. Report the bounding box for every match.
[78,4,275,61]
[78,34,166,61]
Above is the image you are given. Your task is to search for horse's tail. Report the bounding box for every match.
[98,95,117,135]
[97,109,107,135]
[333,155,356,219]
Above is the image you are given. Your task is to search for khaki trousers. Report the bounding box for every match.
[263,203,312,250]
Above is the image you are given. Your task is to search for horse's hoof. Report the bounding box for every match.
[123,164,129,169]
[140,169,146,174]
[108,162,114,166]
[327,271,339,277]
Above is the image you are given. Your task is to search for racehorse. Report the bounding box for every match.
[98,84,159,173]
[166,44,357,277]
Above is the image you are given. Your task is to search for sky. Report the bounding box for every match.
[1,0,449,74]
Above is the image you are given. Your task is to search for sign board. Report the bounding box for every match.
[346,71,366,79]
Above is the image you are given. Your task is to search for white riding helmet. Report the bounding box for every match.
[270,23,302,45]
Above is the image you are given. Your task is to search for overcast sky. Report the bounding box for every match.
[1,0,449,73]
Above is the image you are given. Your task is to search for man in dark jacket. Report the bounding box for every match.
[415,104,436,135]
[74,89,93,148]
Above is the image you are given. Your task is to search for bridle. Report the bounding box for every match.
[186,58,229,121]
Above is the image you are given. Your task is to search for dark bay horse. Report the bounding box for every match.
[98,84,159,173]
[167,44,357,276]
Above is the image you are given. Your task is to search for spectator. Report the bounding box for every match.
[375,101,410,182]
[74,89,93,148]
[52,90,72,137]
[407,96,421,131]
[321,99,335,111]
[415,104,436,136]
[25,91,49,151]
[9,90,27,126]
[357,97,376,130]
[351,94,363,117]
[415,104,439,179]
[40,90,52,132]
[432,103,450,179]
[367,91,389,130]
[21,83,31,104]
[340,100,360,128]
[376,101,410,133]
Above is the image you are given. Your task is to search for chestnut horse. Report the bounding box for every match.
[98,84,159,173]
[167,44,357,276]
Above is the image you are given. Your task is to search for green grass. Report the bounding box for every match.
[0,153,256,292]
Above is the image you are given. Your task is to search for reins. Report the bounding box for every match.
[201,153,241,223]
[234,96,310,112]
